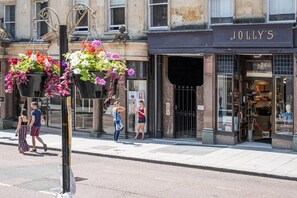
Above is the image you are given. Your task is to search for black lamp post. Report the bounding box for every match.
[35,4,96,194]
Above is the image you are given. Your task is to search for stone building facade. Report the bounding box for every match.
[0,0,297,150]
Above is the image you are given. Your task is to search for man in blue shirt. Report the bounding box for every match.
[29,102,47,152]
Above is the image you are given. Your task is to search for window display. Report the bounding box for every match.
[217,75,233,131]
[275,77,294,135]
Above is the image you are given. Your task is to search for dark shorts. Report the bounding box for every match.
[30,126,41,136]
[138,117,146,123]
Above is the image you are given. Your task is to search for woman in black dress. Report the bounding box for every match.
[15,109,30,153]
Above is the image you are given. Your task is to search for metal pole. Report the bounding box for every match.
[59,25,71,193]
[154,55,158,138]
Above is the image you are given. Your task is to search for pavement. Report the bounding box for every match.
[1,127,297,181]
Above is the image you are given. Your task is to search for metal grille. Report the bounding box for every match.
[216,55,235,74]
[273,54,294,76]
[174,85,196,138]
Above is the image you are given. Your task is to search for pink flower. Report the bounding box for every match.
[91,40,101,47]
[95,77,106,85]
[105,52,111,58]
[127,68,135,76]
[111,53,120,59]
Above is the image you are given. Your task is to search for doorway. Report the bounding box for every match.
[244,78,272,143]
[238,57,273,143]
[168,56,203,138]
[174,85,196,138]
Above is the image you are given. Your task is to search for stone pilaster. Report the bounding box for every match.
[202,54,215,144]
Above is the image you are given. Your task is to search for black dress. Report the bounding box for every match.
[18,117,30,153]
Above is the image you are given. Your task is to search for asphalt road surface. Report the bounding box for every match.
[0,144,296,198]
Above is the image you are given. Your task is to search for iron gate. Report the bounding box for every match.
[174,85,196,138]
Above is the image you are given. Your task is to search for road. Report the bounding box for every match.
[0,144,296,198]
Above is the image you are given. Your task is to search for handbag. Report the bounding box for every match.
[116,121,124,131]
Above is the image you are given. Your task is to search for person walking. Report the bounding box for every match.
[134,100,146,140]
[112,100,125,142]
[29,102,47,152]
[15,109,30,154]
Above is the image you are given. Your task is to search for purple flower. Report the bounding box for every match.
[127,68,135,76]
[111,53,120,59]
[61,60,67,67]
[95,77,106,85]
[91,40,101,47]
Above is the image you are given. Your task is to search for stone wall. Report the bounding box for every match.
[162,56,174,138]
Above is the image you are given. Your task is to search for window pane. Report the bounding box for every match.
[111,7,125,25]
[269,0,295,21]
[76,10,88,27]
[5,5,15,22]
[217,75,233,131]
[126,61,148,79]
[5,23,15,38]
[111,0,124,5]
[36,2,48,38]
[211,0,233,24]
[75,0,89,4]
[270,0,294,14]
[37,21,48,37]
[150,4,168,27]
[275,77,294,135]
[150,0,168,3]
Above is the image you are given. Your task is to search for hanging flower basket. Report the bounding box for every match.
[73,71,111,99]
[61,40,135,100]
[5,50,62,98]
[17,73,47,98]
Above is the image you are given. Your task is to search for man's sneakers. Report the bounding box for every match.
[43,144,47,152]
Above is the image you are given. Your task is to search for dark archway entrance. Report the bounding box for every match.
[168,56,203,138]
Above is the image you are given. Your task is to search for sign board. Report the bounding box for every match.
[213,23,294,48]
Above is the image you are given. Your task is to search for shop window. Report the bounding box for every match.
[268,0,295,22]
[4,5,15,39]
[35,1,48,40]
[127,80,147,133]
[126,61,148,79]
[217,75,234,131]
[149,0,168,29]
[109,0,125,31]
[275,77,294,135]
[210,0,233,24]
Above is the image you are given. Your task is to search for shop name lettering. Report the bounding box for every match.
[230,30,274,41]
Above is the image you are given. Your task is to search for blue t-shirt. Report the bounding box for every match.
[31,109,42,126]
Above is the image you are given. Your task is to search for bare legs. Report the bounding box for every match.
[134,123,145,140]
[31,136,46,150]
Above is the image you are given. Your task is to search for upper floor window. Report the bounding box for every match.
[4,5,15,39]
[109,0,125,31]
[149,0,168,29]
[268,0,295,22]
[210,0,233,24]
[35,1,48,40]
[73,0,89,33]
